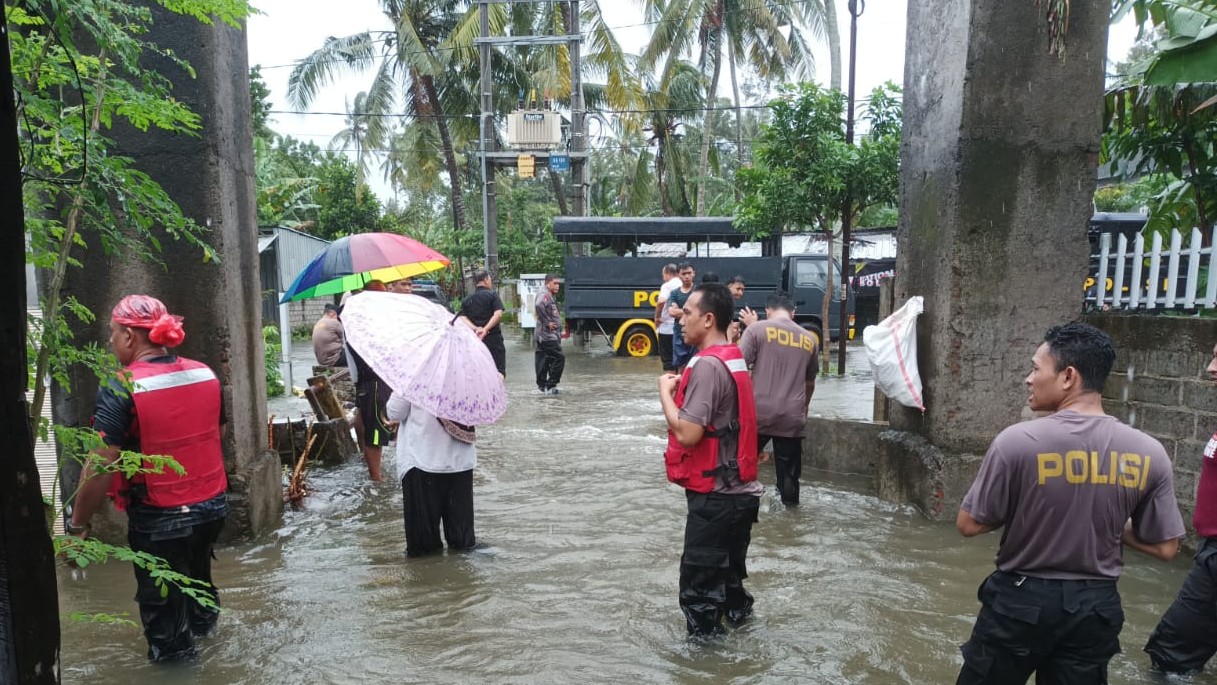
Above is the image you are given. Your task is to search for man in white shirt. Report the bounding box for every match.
[386,393,477,557]
[654,263,681,372]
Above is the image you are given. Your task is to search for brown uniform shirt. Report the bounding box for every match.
[738,318,819,438]
[962,410,1185,580]
[678,353,764,497]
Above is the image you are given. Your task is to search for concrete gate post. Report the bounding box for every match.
[880,0,1109,515]
[55,5,281,539]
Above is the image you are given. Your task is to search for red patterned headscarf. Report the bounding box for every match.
[111,295,185,348]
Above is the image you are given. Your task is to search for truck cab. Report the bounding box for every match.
[554,217,850,357]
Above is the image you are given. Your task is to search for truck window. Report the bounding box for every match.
[788,259,837,288]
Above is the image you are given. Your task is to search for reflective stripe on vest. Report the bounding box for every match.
[126,358,227,508]
[663,344,759,493]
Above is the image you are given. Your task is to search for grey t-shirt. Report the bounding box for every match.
[738,318,819,437]
[534,290,560,343]
[678,351,764,497]
[962,410,1185,580]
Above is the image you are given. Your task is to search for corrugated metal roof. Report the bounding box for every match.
[258,226,331,295]
[635,231,897,261]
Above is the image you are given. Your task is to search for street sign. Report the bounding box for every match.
[518,155,535,178]
[549,154,570,172]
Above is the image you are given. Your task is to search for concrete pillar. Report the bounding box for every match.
[56,5,281,538]
[892,0,1108,455]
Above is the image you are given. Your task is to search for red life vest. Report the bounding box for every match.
[116,357,227,508]
[664,344,758,493]
[1195,430,1217,537]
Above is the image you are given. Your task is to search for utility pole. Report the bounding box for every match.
[479,0,499,279]
[837,0,864,376]
[0,8,62,682]
[569,0,586,218]
[477,0,587,279]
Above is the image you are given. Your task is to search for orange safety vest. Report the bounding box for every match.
[664,344,758,493]
[115,358,227,508]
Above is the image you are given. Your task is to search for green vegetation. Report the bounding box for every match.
[11,0,250,623]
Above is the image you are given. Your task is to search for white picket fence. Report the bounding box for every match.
[1090,227,1217,310]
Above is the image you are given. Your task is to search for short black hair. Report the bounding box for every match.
[544,273,560,284]
[677,261,694,272]
[324,303,339,313]
[663,263,678,275]
[700,271,720,283]
[1042,322,1116,392]
[692,283,734,334]
[766,291,794,312]
[727,275,746,286]
[473,268,491,284]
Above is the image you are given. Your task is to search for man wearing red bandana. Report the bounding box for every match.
[68,294,229,662]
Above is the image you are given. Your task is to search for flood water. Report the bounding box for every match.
[58,333,1207,684]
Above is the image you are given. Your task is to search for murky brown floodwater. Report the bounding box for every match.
[58,333,1208,684]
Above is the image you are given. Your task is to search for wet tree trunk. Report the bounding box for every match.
[824,0,842,91]
[0,11,61,680]
[695,30,722,216]
[417,74,469,233]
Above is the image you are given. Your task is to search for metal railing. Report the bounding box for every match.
[1089,227,1217,310]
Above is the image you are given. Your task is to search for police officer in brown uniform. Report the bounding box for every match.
[955,322,1184,684]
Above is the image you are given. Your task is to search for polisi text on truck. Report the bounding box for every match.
[633,290,660,308]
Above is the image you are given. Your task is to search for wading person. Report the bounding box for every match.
[534,273,565,394]
[956,322,1184,685]
[68,295,228,662]
[737,292,817,506]
[312,303,346,367]
[658,282,762,636]
[654,263,681,372]
[460,269,507,376]
[1144,339,1217,675]
[386,393,476,556]
[344,280,394,481]
[668,262,696,370]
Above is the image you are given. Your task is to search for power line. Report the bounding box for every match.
[253,0,822,72]
[267,103,782,118]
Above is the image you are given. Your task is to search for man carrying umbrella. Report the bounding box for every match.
[386,394,477,556]
[345,280,395,482]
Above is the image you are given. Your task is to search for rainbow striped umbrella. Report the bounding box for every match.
[279,233,450,303]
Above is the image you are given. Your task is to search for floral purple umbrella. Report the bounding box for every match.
[341,291,506,425]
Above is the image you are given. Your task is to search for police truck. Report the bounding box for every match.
[554,217,850,357]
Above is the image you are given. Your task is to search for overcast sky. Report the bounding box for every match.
[247,1,1139,202]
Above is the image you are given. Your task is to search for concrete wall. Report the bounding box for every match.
[1088,312,1217,532]
[290,299,328,331]
[813,315,1217,538]
[55,8,281,540]
[893,0,1108,453]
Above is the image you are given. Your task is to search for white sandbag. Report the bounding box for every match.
[863,296,925,411]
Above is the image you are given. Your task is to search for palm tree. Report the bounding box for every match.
[639,0,823,215]
[289,0,501,235]
[329,91,373,200]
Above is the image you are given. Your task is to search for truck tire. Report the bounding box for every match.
[617,325,656,358]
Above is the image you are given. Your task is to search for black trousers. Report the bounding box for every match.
[957,571,1123,685]
[534,339,565,390]
[402,468,476,557]
[759,434,803,505]
[484,336,506,376]
[680,491,760,636]
[129,517,226,662]
[658,333,675,371]
[1144,538,1217,673]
